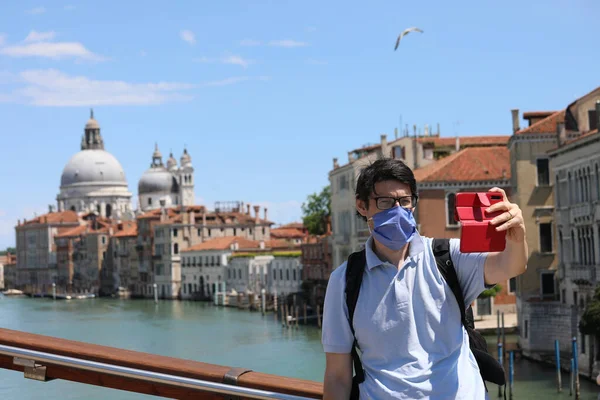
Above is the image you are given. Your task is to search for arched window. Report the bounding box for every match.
[105,204,112,219]
[446,193,457,227]
[70,205,76,212]
[174,243,179,254]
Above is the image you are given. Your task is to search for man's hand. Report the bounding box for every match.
[486,187,525,243]
[483,187,528,285]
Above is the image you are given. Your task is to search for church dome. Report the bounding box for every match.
[60,150,128,187]
[180,148,192,167]
[167,152,177,170]
[138,168,180,195]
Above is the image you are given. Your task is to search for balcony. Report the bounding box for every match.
[570,203,591,223]
[565,264,598,284]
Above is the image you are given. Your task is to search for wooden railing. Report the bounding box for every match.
[0,328,322,399]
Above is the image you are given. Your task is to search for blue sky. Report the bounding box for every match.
[0,0,598,249]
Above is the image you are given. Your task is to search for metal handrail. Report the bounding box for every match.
[0,344,313,400]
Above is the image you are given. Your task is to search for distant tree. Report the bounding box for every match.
[301,185,331,236]
[579,286,600,338]
[0,247,15,256]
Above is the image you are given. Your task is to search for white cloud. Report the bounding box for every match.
[180,30,196,45]
[200,75,269,87]
[240,39,261,46]
[0,41,106,62]
[24,30,57,43]
[0,69,268,106]
[64,5,75,10]
[306,59,328,65]
[253,200,302,225]
[4,69,196,106]
[26,7,46,15]
[195,54,254,68]
[268,40,308,48]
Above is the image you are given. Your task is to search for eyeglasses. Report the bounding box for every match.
[373,195,418,210]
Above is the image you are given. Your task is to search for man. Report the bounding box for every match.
[322,158,527,399]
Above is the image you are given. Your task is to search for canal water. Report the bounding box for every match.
[0,296,598,399]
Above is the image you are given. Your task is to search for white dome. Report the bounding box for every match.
[138,168,179,195]
[60,149,128,187]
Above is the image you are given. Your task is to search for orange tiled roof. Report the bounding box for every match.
[414,146,510,183]
[0,253,16,265]
[523,111,557,119]
[55,225,87,238]
[279,222,304,230]
[113,221,137,238]
[182,236,265,252]
[22,210,79,226]
[266,239,302,250]
[416,135,510,147]
[271,228,306,239]
[558,129,600,148]
[516,110,565,134]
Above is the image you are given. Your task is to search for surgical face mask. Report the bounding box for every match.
[368,206,416,251]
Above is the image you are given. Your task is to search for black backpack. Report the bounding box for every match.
[344,238,506,400]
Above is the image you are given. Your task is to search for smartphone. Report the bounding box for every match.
[455,192,506,253]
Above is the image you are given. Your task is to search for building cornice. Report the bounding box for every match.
[548,131,600,158]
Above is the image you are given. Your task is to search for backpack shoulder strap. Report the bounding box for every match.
[432,238,468,326]
[345,249,366,384]
[345,249,366,335]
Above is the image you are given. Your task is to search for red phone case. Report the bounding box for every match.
[455,192,507,253]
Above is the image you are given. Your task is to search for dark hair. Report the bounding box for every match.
[355,158,417,220]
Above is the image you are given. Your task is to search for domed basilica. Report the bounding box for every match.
[56,111,194,218]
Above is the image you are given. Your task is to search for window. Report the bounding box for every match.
[524,320,528,339]
[339,175,349,191]
[273,269,276,280]
[589,109,598,131]
[286,270,290,280]
[102,236,106,244]
[536,158,550,186]
[582,333,586,354]
[173,228,178,237]
[446,193,458,227]
[562,289,566,304]
[424,148,434,160]
[280,269,283,280]
[233,228,237,236]
[392,145,406,159]
[293,269,296,280]
[174,243,179,254]
[148,198,152,206]
[573,291,578,307]
[539,223,553,253]
[508,277,516,293]
[541,272,555,297]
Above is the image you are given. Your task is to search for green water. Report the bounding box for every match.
[0,296,598,399]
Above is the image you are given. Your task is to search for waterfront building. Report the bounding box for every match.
[15,209,80,292]
[137,144,195,212]
[99,221,138,297]
[56,110,134,219]
[0,253,16,290]
[515,85,600,378]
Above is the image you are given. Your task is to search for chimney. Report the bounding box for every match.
[557,121,566,147]
[264,207,268,221]
[333,158,339,169]
[253,205,260,223]
[380,134,388,158]
[394,127,398,140]
[118,222,123,230]
[413,124,417,137]
[511,109,520,133]
[108,226,114,236]
[455,136,460,152]
[246,204,251,215]
[202,210,206,226]
[437,123,440,136]
[424,124,429,137]
[189,210,195,225]
[17,219,20,226]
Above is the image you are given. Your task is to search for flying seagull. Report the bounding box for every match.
[394,27,424,50]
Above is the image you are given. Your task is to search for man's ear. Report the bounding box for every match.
[356,198,368,217]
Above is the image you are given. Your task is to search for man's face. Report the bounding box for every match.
[356,180,415,229]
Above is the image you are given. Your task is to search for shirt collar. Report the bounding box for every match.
[364,232,425,270]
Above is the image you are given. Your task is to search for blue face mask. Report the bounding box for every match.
[369,206,417,251]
